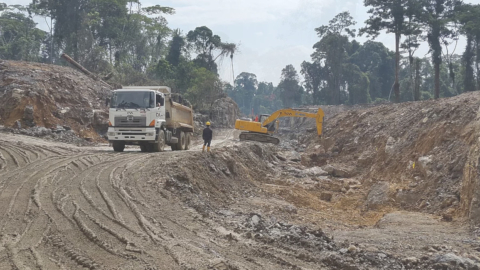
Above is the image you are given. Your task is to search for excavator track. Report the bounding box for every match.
[239,132,280,145]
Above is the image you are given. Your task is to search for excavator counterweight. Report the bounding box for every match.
[234,108,324,145]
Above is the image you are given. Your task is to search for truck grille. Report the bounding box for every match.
[114,116,147,127]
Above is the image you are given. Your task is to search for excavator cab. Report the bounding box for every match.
[259,114,269,124]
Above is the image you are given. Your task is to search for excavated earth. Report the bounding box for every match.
[2,59,480,269]
[0,60,113,141]
[1,91,480,269]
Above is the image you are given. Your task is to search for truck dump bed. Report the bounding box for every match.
[166,100,194,131]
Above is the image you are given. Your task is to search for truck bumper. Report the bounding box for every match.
[107,127,156,143]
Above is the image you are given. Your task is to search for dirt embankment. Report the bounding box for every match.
[2,132,479,269]
[0,60,112,140]
[280,91,480,225]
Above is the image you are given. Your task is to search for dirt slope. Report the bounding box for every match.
[0,60,112,140]
[1,131,479,270]
[279,91,480,225]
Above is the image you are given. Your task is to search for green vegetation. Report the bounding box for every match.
[0,0,479,116]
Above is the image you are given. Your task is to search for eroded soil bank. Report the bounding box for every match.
[0,129,479,269]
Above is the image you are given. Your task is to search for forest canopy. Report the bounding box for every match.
[0,0,478,115]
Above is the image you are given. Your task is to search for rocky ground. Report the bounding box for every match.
[0,123,479,269]
[0,60,113,141]
[2,59,480,269]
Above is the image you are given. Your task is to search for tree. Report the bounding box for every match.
[301,61,324,104]
[420,0,462,99]
[185,67,223,110]
[345,63,371,104]
[349,40,395,101]
[402,0,422,100]
[0,4,46,61]
[278,65,302,108]
[234,72,257,114]
[361,0,415,102]
[313,11,356,105]
[166,29,185,67]
[186,26,237,74]
[457,3,480,92]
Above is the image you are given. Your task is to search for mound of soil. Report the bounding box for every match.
[280,92,480,225]
[0,60,112,140]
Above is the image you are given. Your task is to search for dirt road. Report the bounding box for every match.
[0,132,479,270]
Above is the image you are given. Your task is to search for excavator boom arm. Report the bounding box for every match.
[262,108,325,136]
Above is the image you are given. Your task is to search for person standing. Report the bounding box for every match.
[202,122,213,152]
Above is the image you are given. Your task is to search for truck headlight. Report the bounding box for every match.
[146,132,154,136]
[108,132,115,136]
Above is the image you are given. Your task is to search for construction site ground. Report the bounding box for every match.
[1,114,480,269]
[2,60,480,269]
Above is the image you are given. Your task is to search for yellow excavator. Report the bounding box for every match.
[234,108,325,144]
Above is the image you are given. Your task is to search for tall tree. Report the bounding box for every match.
[0,4,46,61]
[301,61,324,105]
[349,40,395,101]
[234,72,258,114]
[462,35,476,92]
[166,29,185,67]
[185,67,223,110]
[420,0,462,99]
[402,0,422,101]
[345,63,371,104]
[186,26,237,74]
[313,11,356,105]
[361,0,414,102]
[414,58,422,100]
[457,3,480,91]
[278,65,303,108]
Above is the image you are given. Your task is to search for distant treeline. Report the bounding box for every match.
[0,0,478,115]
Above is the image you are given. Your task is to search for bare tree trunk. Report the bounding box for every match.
[50,17,54,64]
[394,32,401,103]
[414,59,421,101]
[409,55,415,101]
[476,36,480,90]
[434,62,440,99]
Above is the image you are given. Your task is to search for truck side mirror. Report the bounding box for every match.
[105,97,110,106]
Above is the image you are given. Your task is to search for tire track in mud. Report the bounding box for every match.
[0,134,330,270]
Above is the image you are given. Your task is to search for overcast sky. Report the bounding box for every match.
[5,0,480,85]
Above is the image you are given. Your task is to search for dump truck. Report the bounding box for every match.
[235,108,324,144]
[107,86,194,152]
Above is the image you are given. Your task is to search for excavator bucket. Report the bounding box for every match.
[316,108,325,136]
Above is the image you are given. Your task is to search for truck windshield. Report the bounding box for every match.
[110,91,154,109]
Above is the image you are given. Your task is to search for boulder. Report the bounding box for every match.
[210,97,240,128]
[333,166,357,178]
[323,165,335,174]
[357,151,375,166]
[304,167,329,177]
[23,105,35,127]
[417,155,434,178]
[319,192,333,202]
[366,182,390,210]
[322,164,357,178]
[434,253,480,269]
[385,136,396,155]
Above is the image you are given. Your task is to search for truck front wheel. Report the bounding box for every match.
[112,141,125,152]
[154,130,165,152]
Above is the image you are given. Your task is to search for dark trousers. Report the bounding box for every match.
[203,140,211,147]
